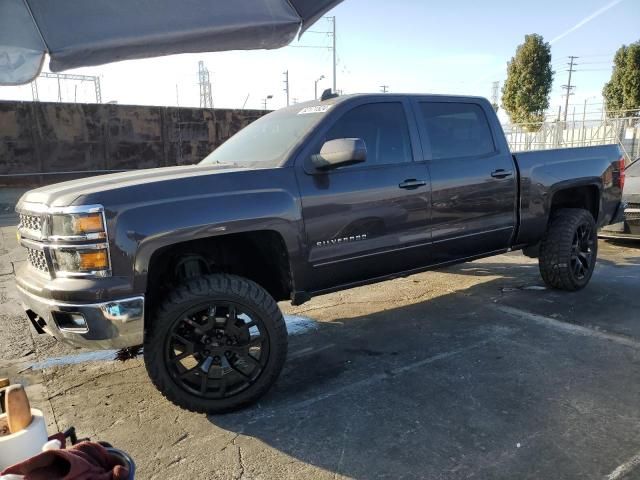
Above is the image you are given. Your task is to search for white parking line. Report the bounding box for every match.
[242,336,497,423]
[288,343,335,360]
[606,451,640,480]
[494,305,640,350]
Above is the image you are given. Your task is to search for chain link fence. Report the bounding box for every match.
[504,110,640,164]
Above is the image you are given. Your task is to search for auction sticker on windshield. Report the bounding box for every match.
[298,105,332,114]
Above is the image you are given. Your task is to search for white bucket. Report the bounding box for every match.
[0,409,48,469]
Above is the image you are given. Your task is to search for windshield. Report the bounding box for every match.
[200,106,330,168]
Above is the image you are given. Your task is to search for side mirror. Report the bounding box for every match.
[311,138,367,171]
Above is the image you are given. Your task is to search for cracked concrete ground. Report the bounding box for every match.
[1,222,639,479]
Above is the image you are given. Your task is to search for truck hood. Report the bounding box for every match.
[17,164,247,208]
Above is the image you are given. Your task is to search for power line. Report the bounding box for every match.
[287,16,337,93]
[288,45,331,49]
[561,56,578,123]
[575,53,615,58]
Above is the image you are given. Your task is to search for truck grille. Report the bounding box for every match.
[26,248,49,273]
[19,213,43,233]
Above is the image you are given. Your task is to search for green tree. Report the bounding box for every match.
[502,34,554,130]
[603,41,640,117]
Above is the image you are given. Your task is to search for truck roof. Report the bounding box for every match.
[281,92,491,112]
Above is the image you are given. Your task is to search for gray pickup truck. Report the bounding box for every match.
[15,93,624,413]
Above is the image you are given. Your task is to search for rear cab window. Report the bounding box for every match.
[416,102,496,160]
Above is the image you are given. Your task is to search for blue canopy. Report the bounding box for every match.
[0,0,341,85]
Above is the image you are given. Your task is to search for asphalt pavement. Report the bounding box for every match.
[1,225,639,480]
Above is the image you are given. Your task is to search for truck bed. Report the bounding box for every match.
[513,144,623,246]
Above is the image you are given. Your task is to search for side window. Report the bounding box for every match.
[418,102,495,160]
[322,102,412,167]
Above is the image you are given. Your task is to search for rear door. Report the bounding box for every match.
[294,98,431,292]
[411,98,517,262]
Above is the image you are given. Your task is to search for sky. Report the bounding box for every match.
[0,0,638,124]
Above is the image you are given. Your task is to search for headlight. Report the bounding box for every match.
[47,205,111,277]
[50,212,105,238]
[52,247,110,274]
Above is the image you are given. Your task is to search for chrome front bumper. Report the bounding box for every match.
[16,284,144,349]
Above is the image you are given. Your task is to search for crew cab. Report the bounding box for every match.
[15,93,624,413]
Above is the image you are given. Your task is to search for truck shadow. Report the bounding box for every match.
[206,255,640,479]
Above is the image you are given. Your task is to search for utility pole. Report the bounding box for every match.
[283,70,290,107]
[314,75,325,100]
[331,16,336,93]
[582,98,588,142]
[31,80,39,101]
[198,60,214,108]
[175,84,180,107]
[562,56,578,123]
[380,85,389,93]
[491,81,499,108]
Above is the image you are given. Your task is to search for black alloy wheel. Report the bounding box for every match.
[165,302,269,399]
[539,208,598,291]
[144,274,288,413]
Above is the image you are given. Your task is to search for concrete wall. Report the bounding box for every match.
[0,101,266,186]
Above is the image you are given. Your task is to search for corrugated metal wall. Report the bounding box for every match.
[0,101,266,186]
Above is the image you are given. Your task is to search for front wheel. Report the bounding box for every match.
[538,208,598,291]
[144,274,288,414]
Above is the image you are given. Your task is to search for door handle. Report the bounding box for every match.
[399,179,427,189]
[490,169,513,179]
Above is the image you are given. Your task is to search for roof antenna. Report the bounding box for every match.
[320,88,339,101]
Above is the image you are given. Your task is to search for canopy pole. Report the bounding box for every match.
[21,0,49,52]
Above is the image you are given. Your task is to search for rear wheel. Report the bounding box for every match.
[538,208,598,291]
[144,274,287,413]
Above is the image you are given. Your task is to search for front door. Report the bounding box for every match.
[295,99,432,292]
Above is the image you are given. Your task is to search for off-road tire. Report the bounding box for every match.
[538,208,597,291]
[144,274,288,414]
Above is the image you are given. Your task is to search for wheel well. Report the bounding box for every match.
[549,185,599,222]
[145,230,292,321]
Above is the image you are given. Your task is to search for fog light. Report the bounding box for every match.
[52,312,88,332]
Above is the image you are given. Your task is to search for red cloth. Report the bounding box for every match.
[1,441,129,480]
